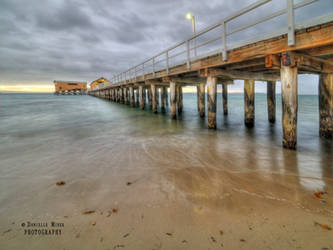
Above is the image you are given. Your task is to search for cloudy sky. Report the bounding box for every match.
[0,0,331,93]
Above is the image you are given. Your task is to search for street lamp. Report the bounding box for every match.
[186,12,197,57]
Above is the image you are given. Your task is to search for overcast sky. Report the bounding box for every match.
[0,0,332,93]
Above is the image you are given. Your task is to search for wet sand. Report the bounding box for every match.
[0,94,332,249]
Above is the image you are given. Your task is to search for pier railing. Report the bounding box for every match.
[105,0,330,88]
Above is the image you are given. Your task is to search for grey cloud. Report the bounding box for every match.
[0,0,331,94]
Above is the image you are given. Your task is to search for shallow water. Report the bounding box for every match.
[0,93,332,249]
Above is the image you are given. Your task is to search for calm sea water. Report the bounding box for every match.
[0,93,332,193]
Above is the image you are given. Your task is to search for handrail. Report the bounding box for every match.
[109,0,323,86]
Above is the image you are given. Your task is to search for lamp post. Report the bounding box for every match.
[186,13,197,57]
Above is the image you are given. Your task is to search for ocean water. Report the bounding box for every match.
[0,93,332,181]
[0,92,333,249]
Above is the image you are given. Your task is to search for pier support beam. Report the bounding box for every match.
[198,83,205,117]
[129,86,135,107]
[281,65,298,149]
[156,88,160,107]
[136,89,140,107]
[161,86,166,113]
[170,81,177,119]
[222,82,228,115]
[151,84,157,113]
[120,88,124,103]
[197,86,200,112]
[267,81,276,123]
[123,88,127,104]
[177,85,183,114]
[139,86,145,110]
[244,80,255,127]
[165,87,169,106]
[207,76,217,129]
[319,73,333,139]
[148,87,152,107]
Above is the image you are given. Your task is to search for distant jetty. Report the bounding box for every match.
[54,80,87,95]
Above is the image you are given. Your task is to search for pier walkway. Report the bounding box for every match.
[89,0,333,149]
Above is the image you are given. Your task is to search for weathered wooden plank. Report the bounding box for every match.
[267,81,276,123]
[281,65,298,149]
[244,80,255,127]
[207,76,217,129]
[319,73,333,139]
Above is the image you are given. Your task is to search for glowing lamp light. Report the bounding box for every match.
[186,13,193,20]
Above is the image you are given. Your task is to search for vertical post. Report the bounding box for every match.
[151,84,157,113]
[139,86,145,110]
[136,88,140,106]
[207,76,217,129]
[165,87,169,106]
[287,0,295,46]
[129,86,134,107]
[161,86,166,113]
[222,82,228,115]
[221,21,227,61]
[148,87,152,107]
[166,51,169,74]
[186,40,191,69]
[156,88,160,106]
[170,82,177,119]
[319,73,333,139]
[198,83,205,117]
[124,88,128,105]
[153,57,156,77]
[120,88,123,103]
[196,86,200,112]
[267,81,276,123]
[244,79,255,127]
[177,85,183,114]
[281,64,298,149]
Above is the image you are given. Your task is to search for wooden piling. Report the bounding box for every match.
[161,86,166,113]
[207,76,217,129]
[136,89,140,106]
[165,87,169,106]
[139,86,145,110]
[197,86,200,112]
[151,84,157,113]
[120,88,124,103]
[156,88,160,106]
[170,81,177,119]
[222,83,228,115]
[148,87,152,107]
[319,73,333,139]
[281,65,298,149]
[129,87,134,107]
[198,83,205,117]
[244,79,255,127]
[267,81,276,123]
[177,85,183,114]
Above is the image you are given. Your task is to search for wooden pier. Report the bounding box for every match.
[89,0,333,149]
[54,80,87,95]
